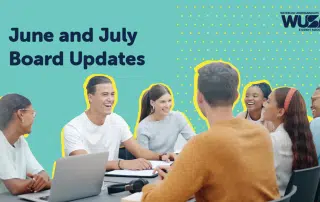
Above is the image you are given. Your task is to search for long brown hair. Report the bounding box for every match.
[139,84,171,122]
[275,87,318,170]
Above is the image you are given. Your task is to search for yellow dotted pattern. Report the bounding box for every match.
[176,4,320,132]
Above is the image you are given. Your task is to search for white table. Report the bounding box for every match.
[0,176,154,202]
[0,176,196,202]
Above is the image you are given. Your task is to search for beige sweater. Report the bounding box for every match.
[142,118,280,202]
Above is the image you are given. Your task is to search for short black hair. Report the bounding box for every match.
[0,94,31,130]
[198,62,239,107]
[86,76,112,94]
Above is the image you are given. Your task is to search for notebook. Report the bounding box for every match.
[105,160,172,178]
[105,169,157,178]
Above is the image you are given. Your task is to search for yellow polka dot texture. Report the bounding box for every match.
[175,3,320,132]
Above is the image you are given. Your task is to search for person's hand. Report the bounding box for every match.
[26,178,36,193]
[121,158,152,170]
[153,165,171,180]
[160,153,176,162]
[27,173,49,192]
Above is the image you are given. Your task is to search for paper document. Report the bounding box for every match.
[105,160,173,177]
[106,169,156,177]
[121,192,142,202]
[149,160,172,169]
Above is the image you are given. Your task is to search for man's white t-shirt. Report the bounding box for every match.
[64,112,133,161]
[0,131,44,194]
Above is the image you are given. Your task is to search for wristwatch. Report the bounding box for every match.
[159,153,167,160]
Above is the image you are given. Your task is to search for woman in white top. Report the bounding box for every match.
[237,82,275,132]
[264,87,318,196]
[0,94,51,195]
[137,84,195,154]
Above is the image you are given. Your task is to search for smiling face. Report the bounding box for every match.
[88,83,115,115]
[151,93,172,117]
[245,86,266,112]
[17,105,36,134]
[311,89,320,118]
[263,91,285,123]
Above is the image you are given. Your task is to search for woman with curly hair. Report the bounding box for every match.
[237,82,275,132]
[264,87,318,196]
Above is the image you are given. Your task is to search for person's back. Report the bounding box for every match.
[142,118,279,202]
[142,61,280,202]
[196,118,279,201]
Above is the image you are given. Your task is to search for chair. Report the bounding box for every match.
[314,180,320,202]
[285,165,320,202]
[269,185,297,202]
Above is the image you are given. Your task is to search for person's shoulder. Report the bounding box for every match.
[189,128,237,153]
[270,124,290,140]
[311,117,320,126]
[170,110,188,122]
[0,131,5,141]
[63,113,88,137]
[236,111,247,118]
[107,112,129,126]
[65,112,87,127]
[137,116,149,129]
[0,131,8,148]
[235,117,268,130]
[171,110,185,117]
[193,126,230,143]
[212,118,269,139]
[136,120,150,137]
[17,136,29,149]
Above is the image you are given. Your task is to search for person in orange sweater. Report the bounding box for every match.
[142,61,280,202]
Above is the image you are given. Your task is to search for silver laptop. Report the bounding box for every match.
[18,152,109,202]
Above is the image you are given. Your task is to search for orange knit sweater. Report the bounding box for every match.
[142,118,280,202]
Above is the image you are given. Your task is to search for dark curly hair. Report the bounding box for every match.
[275,87,318,170]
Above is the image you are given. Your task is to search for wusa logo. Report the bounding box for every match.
[281,12,320,31]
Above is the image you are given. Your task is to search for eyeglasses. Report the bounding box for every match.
[19,109,37,118]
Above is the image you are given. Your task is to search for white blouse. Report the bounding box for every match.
[270,124,293,196]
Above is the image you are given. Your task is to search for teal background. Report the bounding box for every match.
[0,0,319,176]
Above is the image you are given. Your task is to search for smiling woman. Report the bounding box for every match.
[237,81,275,132]
[136,84,195,154]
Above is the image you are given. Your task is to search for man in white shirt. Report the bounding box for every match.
[64,75,175,170]
[0,94,51,195]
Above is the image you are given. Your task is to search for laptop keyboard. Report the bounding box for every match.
[39,195,50,201]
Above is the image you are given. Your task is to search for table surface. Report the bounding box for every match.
[0,176,155,202]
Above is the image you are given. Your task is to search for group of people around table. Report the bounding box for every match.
[1,61,320,202]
